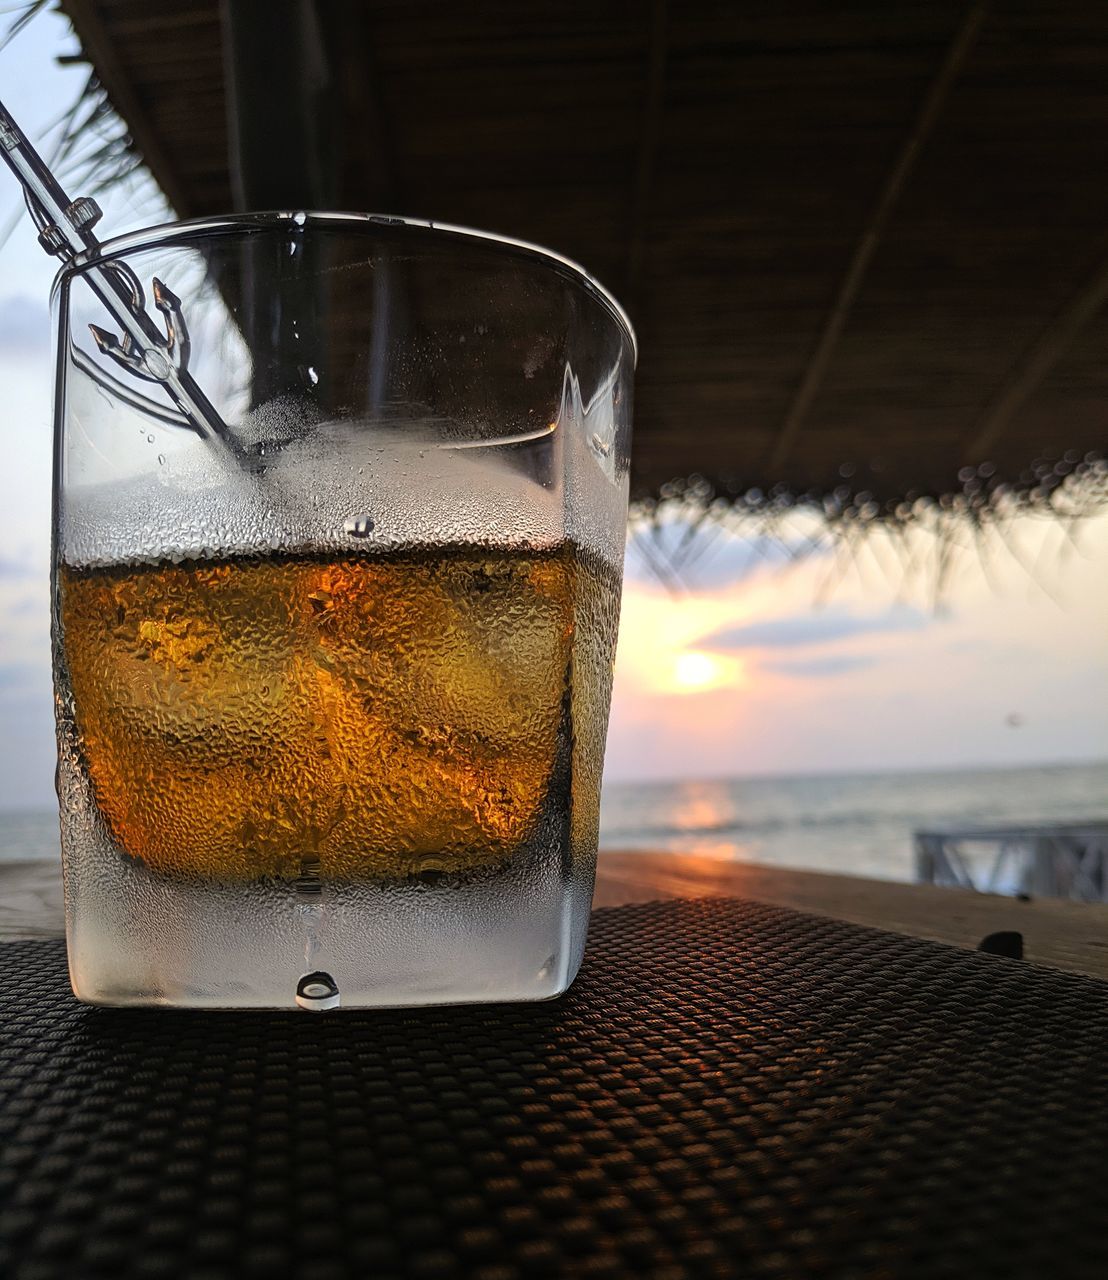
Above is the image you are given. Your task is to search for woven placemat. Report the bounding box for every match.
[2,897,1108,1280]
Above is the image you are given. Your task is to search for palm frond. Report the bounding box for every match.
[0,0,46,55]
[629,452,1108,605]
[0,3,153,255]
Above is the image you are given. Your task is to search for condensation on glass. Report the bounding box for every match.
[51,213,635,1009]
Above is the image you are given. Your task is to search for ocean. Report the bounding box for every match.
[3,760,1105,883]
[599,760,1108,881]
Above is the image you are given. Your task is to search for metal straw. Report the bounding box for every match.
[0,95,228,442]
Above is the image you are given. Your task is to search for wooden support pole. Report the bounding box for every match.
[221,0,337,211]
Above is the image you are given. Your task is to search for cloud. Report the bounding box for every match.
[762,654,876,678]
[680,537,822,591]
[0,661,49,693]
[0,294,50,359]
[7,592,43,617]
[0,555,39,580]
[703,606,929,651]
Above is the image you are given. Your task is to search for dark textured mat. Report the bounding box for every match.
[2,897,1108,1280]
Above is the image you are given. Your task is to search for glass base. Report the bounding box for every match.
[63,834,595,1010]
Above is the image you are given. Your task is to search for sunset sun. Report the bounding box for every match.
[670,650,742,694]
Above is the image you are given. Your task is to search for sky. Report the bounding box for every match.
[606,513,1108,782]
[0,8,1105,812]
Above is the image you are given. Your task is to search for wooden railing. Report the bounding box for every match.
[915,822,1108,901]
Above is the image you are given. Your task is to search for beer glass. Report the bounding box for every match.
[51,214,635,1009]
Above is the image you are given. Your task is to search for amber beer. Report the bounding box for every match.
[59,541,620,884]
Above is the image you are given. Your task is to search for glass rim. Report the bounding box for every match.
[52,210,638,364]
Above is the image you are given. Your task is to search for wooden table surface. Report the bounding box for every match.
[4,852,1107,981]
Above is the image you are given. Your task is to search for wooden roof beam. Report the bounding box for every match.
[768,1,988,476]
[962,253,1108,464]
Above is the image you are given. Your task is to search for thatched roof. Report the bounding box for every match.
[57,0,1108,508]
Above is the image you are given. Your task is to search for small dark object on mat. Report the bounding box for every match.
[978,930,1025,959]
[2,897,1108,1280]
